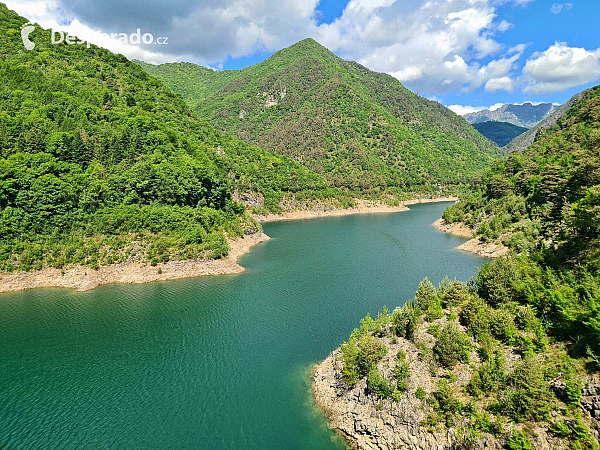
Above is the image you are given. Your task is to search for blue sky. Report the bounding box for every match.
[10,0,600,114]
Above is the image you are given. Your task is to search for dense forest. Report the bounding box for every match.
[0,5,340,272]
[136,40,503,195]
[472,121,528,147]
[334,85,600,448]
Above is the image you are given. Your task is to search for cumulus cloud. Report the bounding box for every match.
[8,0,533,96]
[447,102,506,115]
[522,42,600,94]
[551,3,573,14]
[314,0,530,94]
[485,76,514,92]
[447,104,486,115]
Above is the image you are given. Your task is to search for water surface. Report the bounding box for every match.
[0,202,486,449]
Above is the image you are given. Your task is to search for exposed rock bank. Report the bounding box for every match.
[313,345,454,450]
[432,218,509,258]
[313,317,600,450]
[255,197,458,223]
[0,232,270,294]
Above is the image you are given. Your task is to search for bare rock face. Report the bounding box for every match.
[313,320,600,450]
[582,377,600,422]
[234,192,265,208]
[314,349,452,450]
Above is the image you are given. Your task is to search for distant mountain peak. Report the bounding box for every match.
[463,102,558,128]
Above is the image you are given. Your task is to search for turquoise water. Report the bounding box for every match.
[0,202,486,449]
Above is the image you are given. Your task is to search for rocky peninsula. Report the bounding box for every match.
[432,218,509,258]
[313,278,600,450]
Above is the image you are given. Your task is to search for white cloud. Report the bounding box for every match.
[447,105,487,115]
[315,0,528,94]
[522,42,600,94]
[447,102,506,115]
[489,103,505,111]
[5,0,178,63]
[485,76,514,92]
[496,20,513,32]
[551,3,573,14]
[7,0,532,96]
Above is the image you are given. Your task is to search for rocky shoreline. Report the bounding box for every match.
[0,232,270,294]
[313,346,453,450]
[1,197,458,294]
[312,314,600,450]
[432,218,509,258]
[254,197,458,222]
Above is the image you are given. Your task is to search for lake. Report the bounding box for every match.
[0,202,486,449]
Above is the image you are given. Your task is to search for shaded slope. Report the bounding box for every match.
[472,121,528,147]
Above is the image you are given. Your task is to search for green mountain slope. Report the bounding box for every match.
[328,86,600,449]
[0,4,332,272]
[472,121,528,147]
[136,39,502,194]
[442,83,600,355]
[444,85,600,265]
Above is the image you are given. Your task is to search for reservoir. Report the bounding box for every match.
[0,202,486,449]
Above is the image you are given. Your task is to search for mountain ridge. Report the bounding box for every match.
[463,102,558,128]
[136,39,502,194]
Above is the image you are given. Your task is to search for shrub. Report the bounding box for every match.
[367,367,393,398]
[340,333,388,385]
[514,305,539,330]
[501,355,552,422]
[564,373,584,408]
[551,414,598,450]
[438,278,472,308]
[394,349,411,392]
[340,337,361,385]
[392,301,420,340]
[415,386,426,400]
[415,278,437,311]
[425,302,444,322]
[459,296,490,341]
[476,332,499,362]
[488,307,518,344]
[430,380,462,427]
[434,322,472,367]
[356,335,388,376]
[474,256,521,306]
[466,351,505,397]
[506,430,533,450]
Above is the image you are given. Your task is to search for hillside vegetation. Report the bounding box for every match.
[321,85,600,449]
[136,40,502,195]
[472,121,528,147]
[0,5,335,272]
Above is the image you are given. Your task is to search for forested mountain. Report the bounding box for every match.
[472,121,528,147]
[328,86,600,449]
[443,83,600,351]
[136,40,502,193]
[0,4,333,272]
[463,102,558,128]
